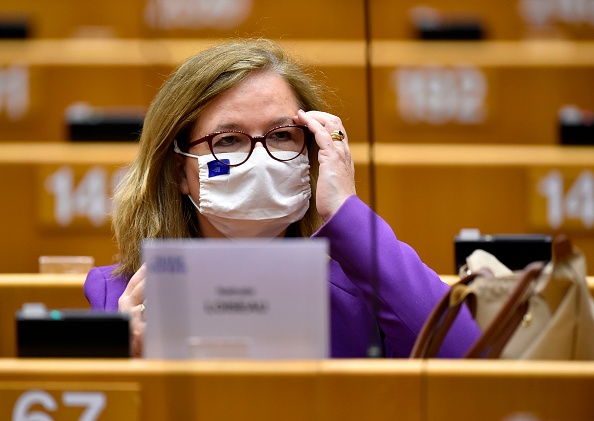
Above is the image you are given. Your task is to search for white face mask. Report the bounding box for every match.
[179,146,311,238]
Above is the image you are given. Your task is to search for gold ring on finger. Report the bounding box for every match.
[330,130,345,141]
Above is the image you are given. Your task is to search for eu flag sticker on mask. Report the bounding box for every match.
[208,159,230,178]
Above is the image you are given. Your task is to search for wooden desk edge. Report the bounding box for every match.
[0,273,592,291]
[0,358,591,374]
[4,143,594,167]
[0,358,423,375]
[2,39,594,67]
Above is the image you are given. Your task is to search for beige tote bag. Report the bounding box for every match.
[411,235,594,360]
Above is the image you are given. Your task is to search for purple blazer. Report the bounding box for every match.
[84,195,480,358]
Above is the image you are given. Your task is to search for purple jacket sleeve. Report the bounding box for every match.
[313,195,481,358]
[83,264,127,311]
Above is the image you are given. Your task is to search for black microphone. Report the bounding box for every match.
[363,0,384,359]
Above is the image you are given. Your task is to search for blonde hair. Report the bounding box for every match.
[112,39,327,276]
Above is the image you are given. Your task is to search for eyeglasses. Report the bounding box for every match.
[175,124,312,167]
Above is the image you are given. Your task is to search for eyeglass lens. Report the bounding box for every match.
[210,126,306,166]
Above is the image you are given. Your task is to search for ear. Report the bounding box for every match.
[175,154,190,195]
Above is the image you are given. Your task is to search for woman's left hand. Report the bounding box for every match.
[118,264,146,357]
[295,109,356,222]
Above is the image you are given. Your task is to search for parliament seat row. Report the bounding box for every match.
[0,39,593,145]
[2,0,594,40]
[1,142,594,276]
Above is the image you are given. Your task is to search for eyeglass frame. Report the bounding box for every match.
[174,124,313,167]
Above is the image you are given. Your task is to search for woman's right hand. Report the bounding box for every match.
[118,264,146,357]
[295,109,356,221]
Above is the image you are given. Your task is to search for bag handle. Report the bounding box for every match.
[410,269,488,358]
[410,263,545,359]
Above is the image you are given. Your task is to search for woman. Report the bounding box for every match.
[84,38,480,358]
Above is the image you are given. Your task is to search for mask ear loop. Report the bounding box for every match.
[173,140,200,159]
[187,194,200,211]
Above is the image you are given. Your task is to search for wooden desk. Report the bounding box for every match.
[0,359,592,421]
